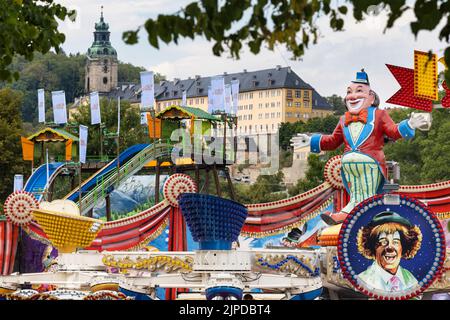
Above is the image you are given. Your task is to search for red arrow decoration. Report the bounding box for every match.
[386,64,433,111]
[442,81,450,108]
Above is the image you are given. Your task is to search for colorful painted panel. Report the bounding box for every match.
[338,194,446,300]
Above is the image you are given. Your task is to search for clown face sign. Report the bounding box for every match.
[338,194,445,300]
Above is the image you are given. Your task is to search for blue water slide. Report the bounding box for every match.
[24,162,66,201]
[65,143,150,202]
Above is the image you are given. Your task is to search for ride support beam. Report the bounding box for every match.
[105,195,111,221]
[155,160,160,204]
[212,165,221,197]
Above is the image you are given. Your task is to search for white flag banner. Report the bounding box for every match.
[90,91,101,125]
[211,76,225,113]
[140,71,154,111]
[207,86,213,113]
[182,90,187,106]
[224,84,232,114]
[231,80,239,115]
[140,112,148,125]
[79,125,88,164]
[51,90,67,124]
[38,89,45,123]
[13,174,23,192]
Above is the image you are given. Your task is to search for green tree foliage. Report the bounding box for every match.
[0,88,27,205]
[384,108,450,185]
[288,149,342,196]
[118,63,166,84]
[278,115,339,150]
[123,0,450,81]
[326,94,346,115]
[221,171,287,204]
[71,98,149,158]
[5,53,85,122]
[0,0,74,81]
[2,52,160,122]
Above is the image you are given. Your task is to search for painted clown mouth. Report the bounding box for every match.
[382,252,398,264]
[346,98,364,111]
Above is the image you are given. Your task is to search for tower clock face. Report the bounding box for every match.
[103,65,108,73]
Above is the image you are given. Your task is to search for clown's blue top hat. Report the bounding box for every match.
[352,68,370,85]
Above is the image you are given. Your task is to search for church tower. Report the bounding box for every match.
[85,7,118,93]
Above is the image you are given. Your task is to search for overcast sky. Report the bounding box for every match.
[56,0,448,106]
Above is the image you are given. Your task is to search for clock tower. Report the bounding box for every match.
[85,7,118,93]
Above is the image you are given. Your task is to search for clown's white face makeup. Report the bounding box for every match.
[375,231,402,275]
[345,83,374,114]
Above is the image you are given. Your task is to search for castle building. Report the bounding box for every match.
[80,10,334,131]
[107,67,333,135]
[85,8,118,93]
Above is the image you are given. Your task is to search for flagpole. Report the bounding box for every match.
[78,161,82,214]
[116,96,120,184]
[46,148,49,200]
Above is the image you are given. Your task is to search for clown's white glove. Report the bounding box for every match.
[290,133,311,148]
[408,112,432,131]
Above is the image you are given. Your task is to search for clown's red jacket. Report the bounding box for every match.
[310,106,415,178]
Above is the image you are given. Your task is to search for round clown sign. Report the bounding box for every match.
[337,194,446,300]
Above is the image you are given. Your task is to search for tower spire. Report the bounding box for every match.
[100,5,104,22]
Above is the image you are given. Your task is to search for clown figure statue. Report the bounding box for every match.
[291,69,431,222]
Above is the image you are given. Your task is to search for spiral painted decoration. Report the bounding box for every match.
[324,155,344,189]
[3,190,39,226]
[163,174,198,207]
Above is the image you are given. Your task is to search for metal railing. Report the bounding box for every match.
[79,142,173,214]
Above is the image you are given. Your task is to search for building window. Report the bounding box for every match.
[201,98,204,104]
[249,104,253,110]
[259,92,263,98]
[271,90,276,97]
[287,90,292,98]
[265,91,269,97]
[304,90,310,98]
[287,101,293,107]
[287,112,292,117]
[258,114,262,119]
[265,103,269,108]
[265,113,269,119]
[271,113,275,118]
[103,77,108,84]
[277,101,281,107]
[277,90,281,96]
[295,102,301,107]
[249,92,253,99]
[277,112,281,118]
[271,102,275,108]
[295,90,301,98]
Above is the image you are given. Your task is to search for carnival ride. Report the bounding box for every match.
[24,162,66,201]
[1,52,450,300]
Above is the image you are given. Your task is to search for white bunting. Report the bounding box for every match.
[13,174,23,192]
[140,112,148,125]
[224,84,232,114]
[231,80,240,115]
[38,89,45,123]
[211,76,225,113]
[140,71,154,111]
[182,90,187,107]
[51,90,67,124]
[79,125,88,164]
[90,91,101,125]
[207,86,214,113]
